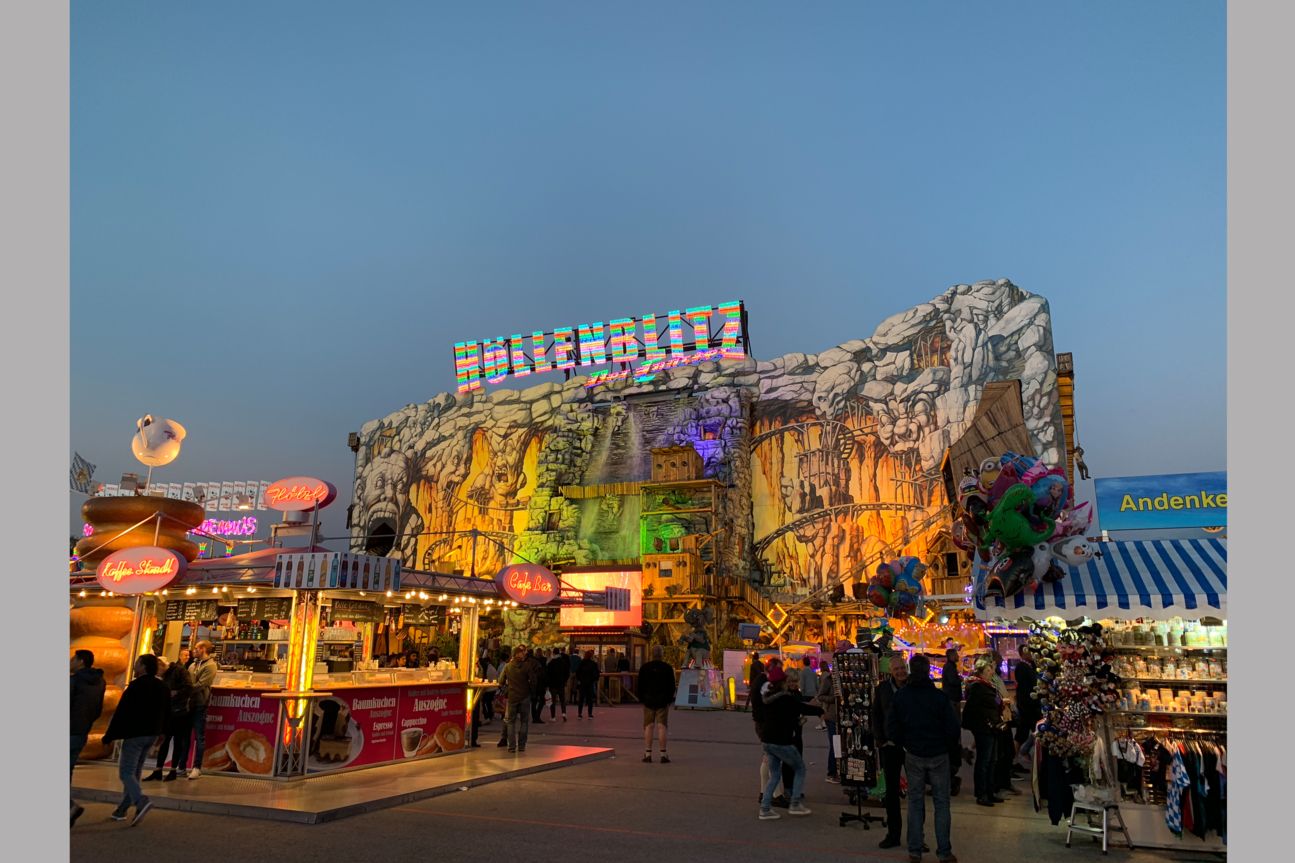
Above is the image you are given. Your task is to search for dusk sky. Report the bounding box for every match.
[70,1,1225,540]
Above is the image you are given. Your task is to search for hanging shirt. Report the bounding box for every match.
[1166,747,1192,836]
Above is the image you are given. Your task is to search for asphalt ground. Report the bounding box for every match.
[71,704,1224,863]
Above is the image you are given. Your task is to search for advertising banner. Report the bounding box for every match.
[394,685,468,760]
[199,689,280,776]
[558,570,643,627]
[1094,471,1227,532]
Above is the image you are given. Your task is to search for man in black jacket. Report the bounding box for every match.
[529,648,548,724]
[637,645,676,763]
[575,650,601,718]
[70,649,106,827]
[102,654,170,827]
[546,647,571,721]
[887,655,960,863]
[758,667,824,819]
[941,647,964,795]
[873,654,909,849]
[751,656,787,808]
[1013,646,1040,768]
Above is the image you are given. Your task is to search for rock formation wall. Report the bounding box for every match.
[351,279,1063,602]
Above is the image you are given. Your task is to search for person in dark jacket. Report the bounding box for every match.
[500,646,540,752]
[750,656,788,808]
[758,667,824,819]
[575,650,601,719]
[528,649,548,724]
[70,649,106,827]
[1013,646,1040,751]
[637,645,676,763]
[145,650,193,782]
[102,654,170,826]
[941,647,964,794]
[546,647,571,721]
[886,654,960,863]
[873,654,909,848]
[961,658,1005,806]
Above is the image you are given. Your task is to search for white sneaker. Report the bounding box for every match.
[758,809,781,820]
[788,801,812,816]
[188,768,201,780]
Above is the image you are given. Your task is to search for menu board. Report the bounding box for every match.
[164,599,219,622]
[305,684,467,774]
[236,597,293,621]
[401,605,442,626]
[329,599,384,623]
[199,688,281,776]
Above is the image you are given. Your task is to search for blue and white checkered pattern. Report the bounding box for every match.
[974,539,1226,620]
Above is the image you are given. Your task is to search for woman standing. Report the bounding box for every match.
[962,658,1005,807]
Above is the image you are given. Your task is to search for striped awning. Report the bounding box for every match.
[974,538,1226,622]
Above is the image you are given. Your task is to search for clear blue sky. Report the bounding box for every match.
[70,1,1225,538]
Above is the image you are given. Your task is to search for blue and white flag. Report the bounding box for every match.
[70,452,96,494]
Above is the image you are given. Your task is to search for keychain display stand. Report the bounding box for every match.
[832,649,886,829]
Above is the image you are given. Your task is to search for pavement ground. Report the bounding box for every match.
[71,704,1225,863]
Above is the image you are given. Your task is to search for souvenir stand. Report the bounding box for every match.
[831,648,886,829]
[976,537,1228,852]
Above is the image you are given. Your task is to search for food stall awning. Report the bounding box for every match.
[974,538,1226,622]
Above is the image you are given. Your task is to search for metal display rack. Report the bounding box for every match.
[832,649,886,829]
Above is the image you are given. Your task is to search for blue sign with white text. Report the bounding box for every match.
[1093,471,1227,532]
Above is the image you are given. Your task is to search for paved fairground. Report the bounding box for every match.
[72,705,1224,863]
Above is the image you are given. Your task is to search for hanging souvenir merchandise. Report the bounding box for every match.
[830,649,886,829]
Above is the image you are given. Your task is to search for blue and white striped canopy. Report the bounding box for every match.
[974,539,1227,621]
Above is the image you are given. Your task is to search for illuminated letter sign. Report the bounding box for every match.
[451,301,748,393]
[97,546,186,594]
[495,563,560,606]
[263,476,338,512]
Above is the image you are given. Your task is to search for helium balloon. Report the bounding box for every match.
[867,583,891,609]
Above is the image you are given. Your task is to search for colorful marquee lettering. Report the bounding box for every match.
[451,302,748,393]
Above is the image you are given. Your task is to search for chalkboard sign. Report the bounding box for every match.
[236,597,293,621]
[329,598,384,623]
[401,605,443,626]
[164,599,219,622]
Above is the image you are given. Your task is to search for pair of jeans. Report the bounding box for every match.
[156,713,193,773]
[504,698,530,750]
[117,736,154,812]
[189,704,209,770]
[905,752,952,859]
[973,731,998,800]
[761,743,806,810]
[577,682,597,716]
[549,684,567,717]
[881,743,905,839]
[824,720,838,777]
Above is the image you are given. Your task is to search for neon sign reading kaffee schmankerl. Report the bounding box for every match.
[452,301,749,394]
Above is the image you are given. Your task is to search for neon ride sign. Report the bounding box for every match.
[262,477,337,512]
[453,301,749,394]
[96,546,187,594]
[495,563,560,606]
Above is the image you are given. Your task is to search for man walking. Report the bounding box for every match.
[942,647,964,795]
[70,649,106,827]
[873,654,909,849]
[187,640,217,778]
[546,646,571,721]
[887,654,960,863]
[575,650,601,718]
[751,656,788,808]
[637,645,676,763]
[757,666,824,819]
[501,646,538,752]
[529,648,548,724]
[102,654,170,827]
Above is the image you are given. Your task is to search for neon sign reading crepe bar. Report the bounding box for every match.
[453,301,748,394]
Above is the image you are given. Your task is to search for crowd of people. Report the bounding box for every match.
[747,644,1040,863]
[69,641,219,829]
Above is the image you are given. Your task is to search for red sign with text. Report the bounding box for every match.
[96,546,186,594]
[262,476,338,512]
[199,688,280,775]
[394,684,468,760]
[495,563,559,606]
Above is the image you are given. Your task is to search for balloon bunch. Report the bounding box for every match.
[952,452,1095,598]
[1027,622,1123,759]
[865,556,927,619]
